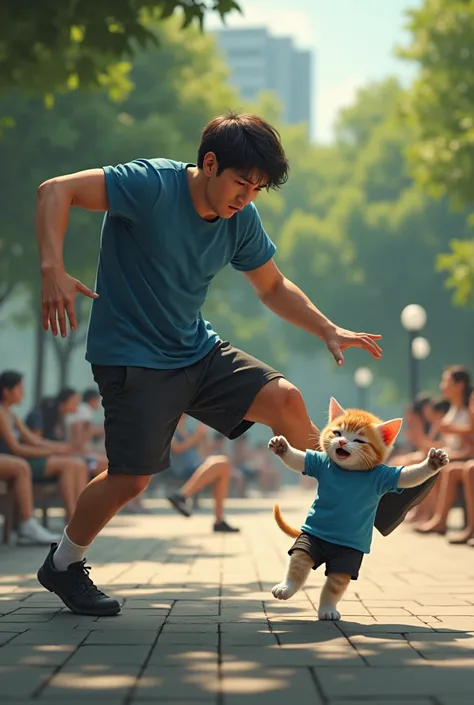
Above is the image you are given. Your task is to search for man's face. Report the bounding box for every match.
[203,153,267,219]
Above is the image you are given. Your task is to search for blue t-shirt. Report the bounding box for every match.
[85,158,276,368]
[302,451,404,554]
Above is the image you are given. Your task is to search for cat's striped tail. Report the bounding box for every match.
[273,504,301,538]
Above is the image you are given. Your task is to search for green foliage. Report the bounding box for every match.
[399,0,474,306]
[0,1,240,97]
[270,77,474,391]
[0,16,244,384]
[399,0,474,208]
[437,240,474,308]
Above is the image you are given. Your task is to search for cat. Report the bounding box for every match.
[268,397,449,621]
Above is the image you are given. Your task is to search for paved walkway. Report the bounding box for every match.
[1,490,474,704]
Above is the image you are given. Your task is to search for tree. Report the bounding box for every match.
[399,0,474,208]
[400,0,474,306]
[0,1,240,97]
[271,78,474,394]
[0,16,243,396]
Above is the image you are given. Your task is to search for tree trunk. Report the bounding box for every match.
[50,297,88,389]
[0,283,15,308]
[33,306,46,404]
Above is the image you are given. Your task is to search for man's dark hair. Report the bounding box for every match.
[197,111,289,190]
[0,370,23,399]
[83,387,100,403]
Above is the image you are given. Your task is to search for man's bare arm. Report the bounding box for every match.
[37,169,108,271]
[244,259,382,365]
[36,169,108,337]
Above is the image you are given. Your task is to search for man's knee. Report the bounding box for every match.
[278,383,306,419]
[109,473,151,499]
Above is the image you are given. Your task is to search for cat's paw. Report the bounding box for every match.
[268,435,289,456]
[318,605,341,621]
[427,447,449,471]
[272,580,297,600]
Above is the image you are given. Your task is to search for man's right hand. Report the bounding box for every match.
[41,266,98,337]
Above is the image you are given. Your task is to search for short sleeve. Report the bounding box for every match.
[25,407,43,433]
[230,203,276,272]
[302,450,327,480]
[103,159,162,223]
[375,464,404,495]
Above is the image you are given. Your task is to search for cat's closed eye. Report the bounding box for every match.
[354,439,366,444]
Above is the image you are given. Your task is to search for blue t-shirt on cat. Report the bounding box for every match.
[86,158,276,368]
[302,451,404,554]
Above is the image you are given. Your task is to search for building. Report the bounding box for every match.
[214,27,313,138]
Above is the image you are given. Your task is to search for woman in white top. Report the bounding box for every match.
[415,366,474,538]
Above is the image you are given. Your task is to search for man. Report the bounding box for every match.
[35,111,417,617]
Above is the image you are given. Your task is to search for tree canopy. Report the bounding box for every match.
[0,1,240,96]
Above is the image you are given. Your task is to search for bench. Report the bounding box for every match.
[0,480,15,544]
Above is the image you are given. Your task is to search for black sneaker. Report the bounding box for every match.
[37,544,121,616]
[374,475,439,536]
[167,493,192,518]
[213,520,240,533]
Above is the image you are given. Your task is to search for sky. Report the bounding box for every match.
[205,0,423,144]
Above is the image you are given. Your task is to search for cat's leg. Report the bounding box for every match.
[272,549,314,600]
[318,573,351,620]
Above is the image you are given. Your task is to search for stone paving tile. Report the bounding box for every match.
[221,666,322,704]
[328,701,434,705]
[82,630,158,645]
[0,665,53,698]
[315,665,474,697]
[0,643,76,666]
[66,644,151,666]
[221,645,367,667]
[1,493,474,703]
[41,664,141,699]
[135,663,219,700]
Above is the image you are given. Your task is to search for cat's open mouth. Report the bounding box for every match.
[335,448,351,460]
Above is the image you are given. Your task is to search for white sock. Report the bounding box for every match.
[53,529,90,572]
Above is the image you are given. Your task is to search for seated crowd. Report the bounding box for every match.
[390,365,474,545]
[0,369,281,544]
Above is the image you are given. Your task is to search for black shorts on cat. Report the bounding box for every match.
[289,531,364,580]
[92,340,283,477]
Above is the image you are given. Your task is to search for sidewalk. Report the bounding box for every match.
[1,490,474,704]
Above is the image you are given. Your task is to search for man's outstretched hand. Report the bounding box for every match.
[41,267,98,338]
[324,326,382,366]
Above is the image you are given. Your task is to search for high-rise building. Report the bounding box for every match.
[214,27,314,138]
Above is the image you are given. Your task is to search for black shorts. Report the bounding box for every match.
[92,340,283,476]
[289,532,364,580]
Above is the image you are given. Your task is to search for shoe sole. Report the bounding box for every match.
[375,475,438,536]
[37,566,121,617]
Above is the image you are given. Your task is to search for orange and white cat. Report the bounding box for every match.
[268,397,448,621]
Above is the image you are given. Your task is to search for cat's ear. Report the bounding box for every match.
[329,397,345,422]
[376,418,403,447]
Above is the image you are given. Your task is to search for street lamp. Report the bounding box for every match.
[400,304,428,401]
[354,367,374,409]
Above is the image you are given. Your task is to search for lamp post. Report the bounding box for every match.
[400,304,428,401]
[354,367,374,409]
